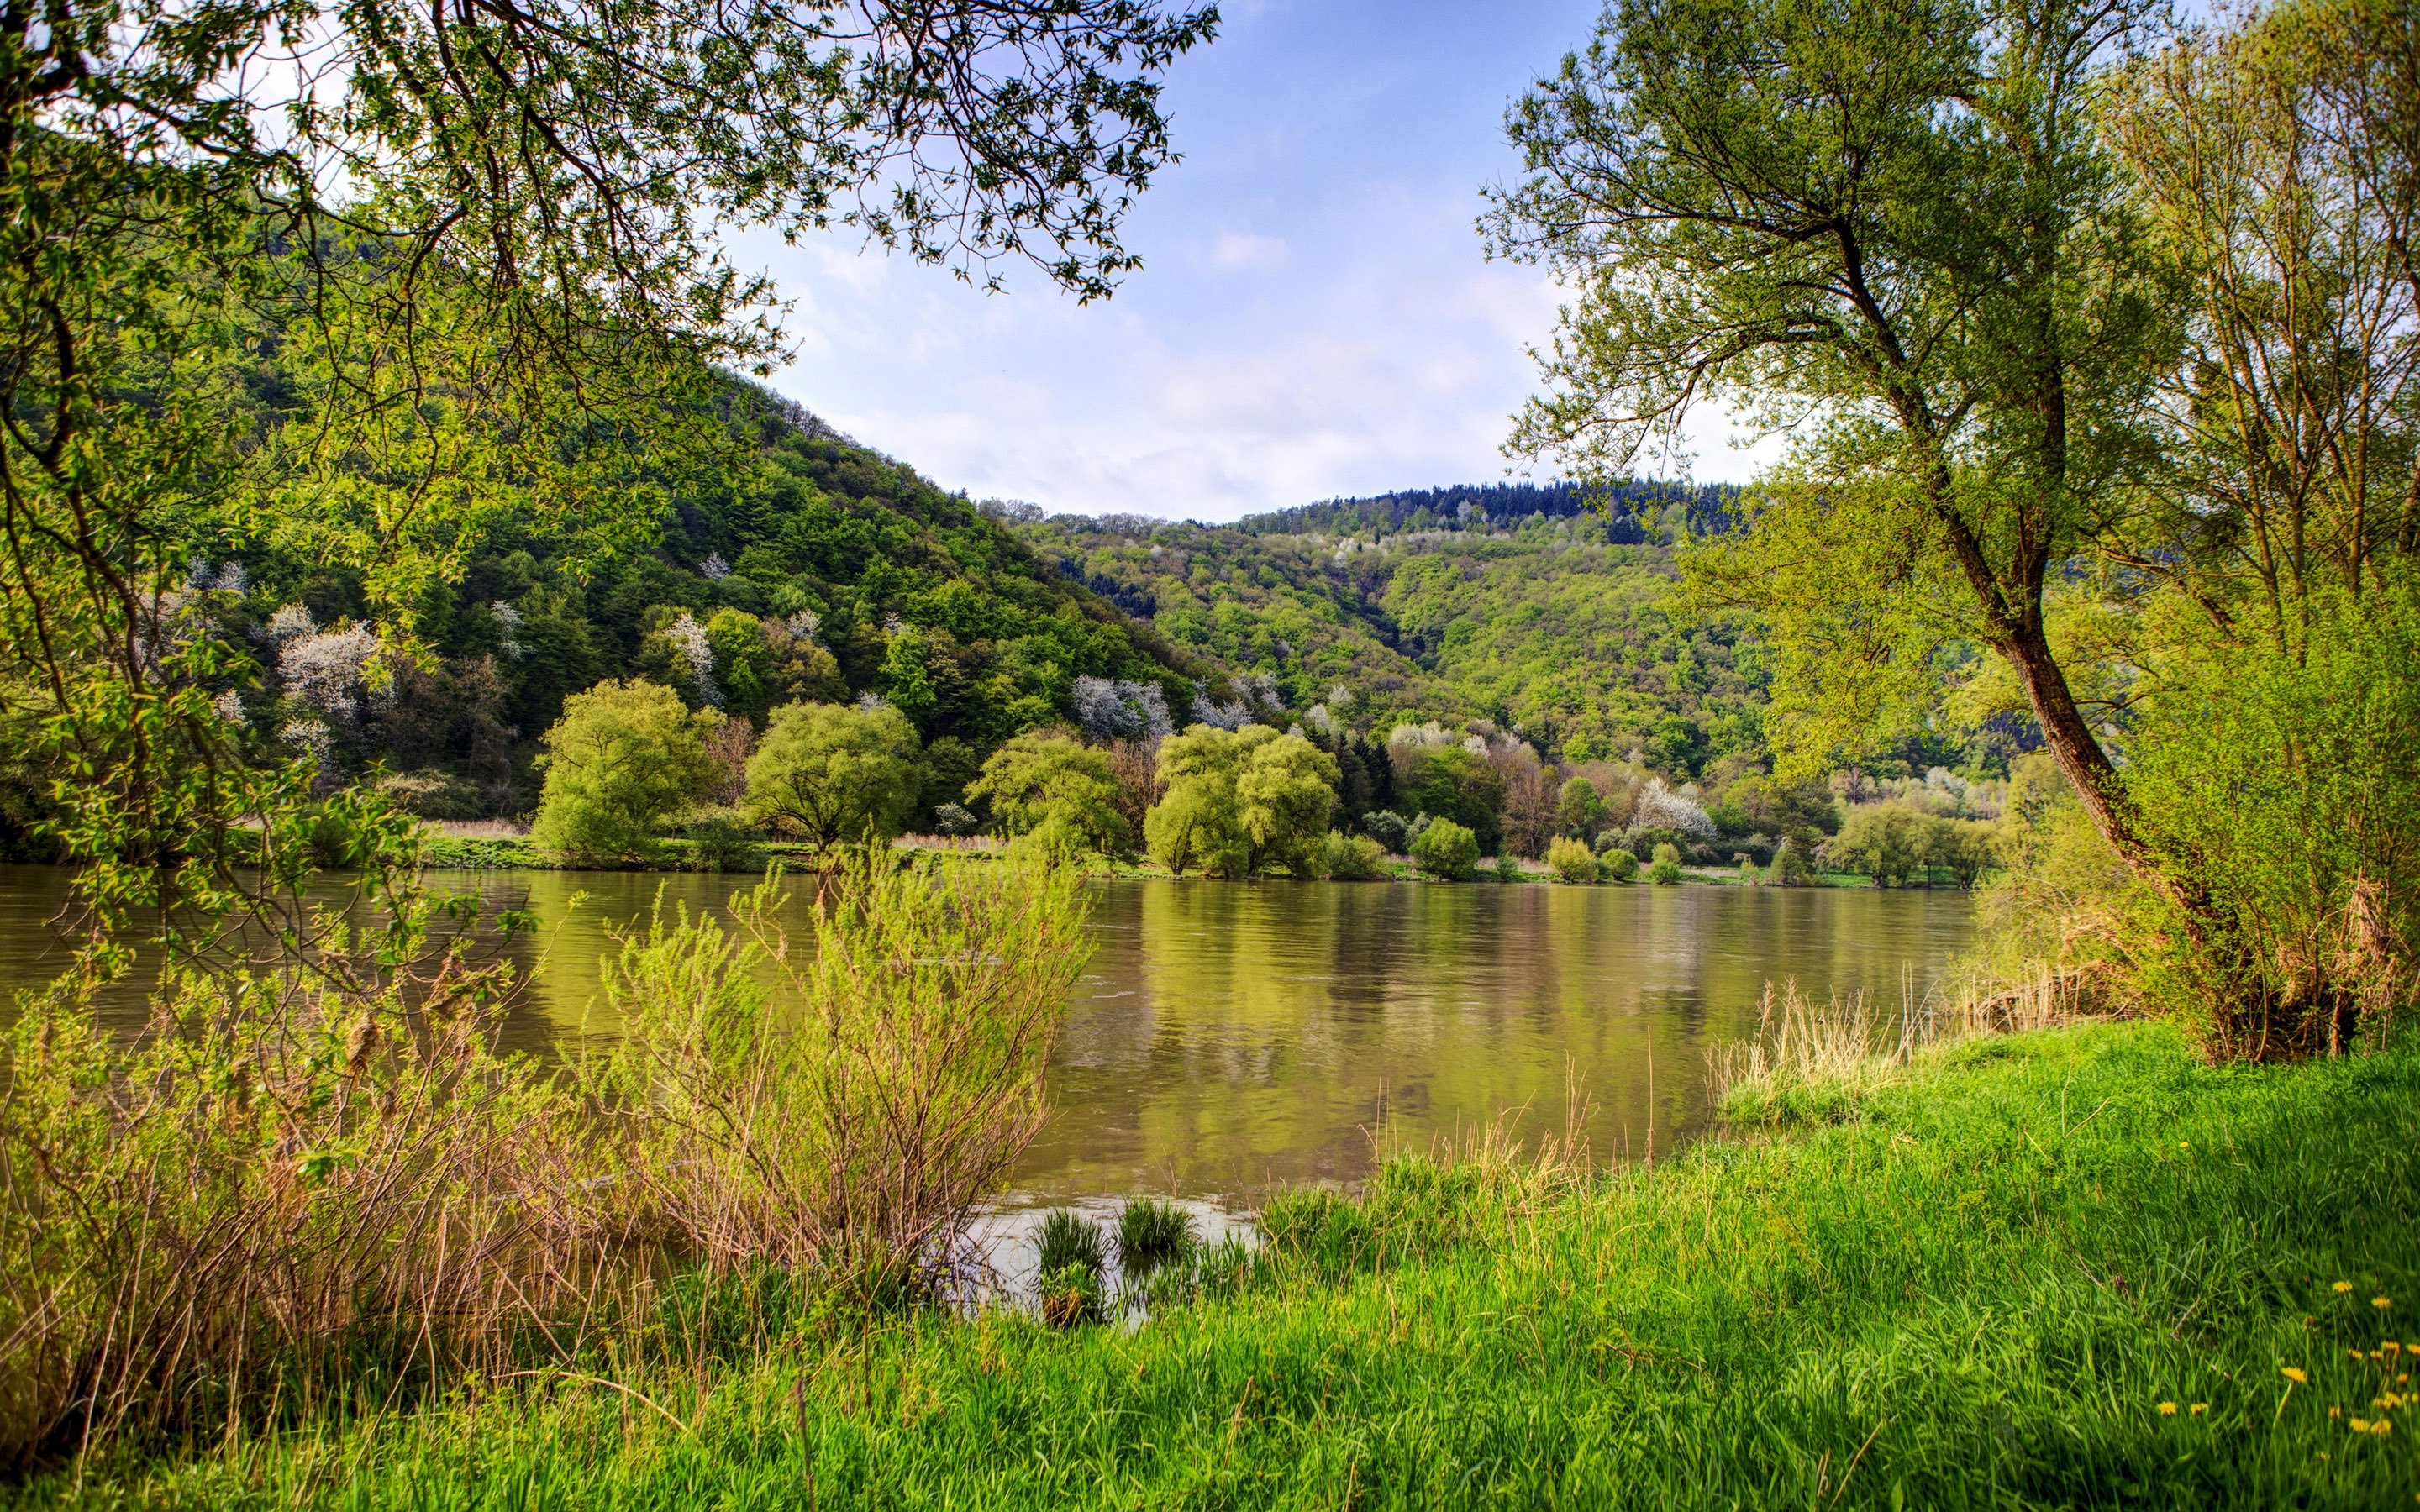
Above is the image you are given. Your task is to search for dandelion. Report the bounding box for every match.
[2336,1281,2356,1294]
[2284,1367,2309,1384]
[2190,1403,2207,1415]
[2377,1297,2394,1310]
[2354,1418,2373,1432]
[2333,1406,2344,1420]
[2375,1420,2394,1436]
[2160,1402,2178,1415]
[2387,1341,2404,1356]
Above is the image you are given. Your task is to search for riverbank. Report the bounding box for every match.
[413,824,1888,888]
[29,1020,2416,1508]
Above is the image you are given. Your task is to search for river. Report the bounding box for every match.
[0,866,1973,1206]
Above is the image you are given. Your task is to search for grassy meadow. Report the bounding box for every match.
[22,1021,2418,1509]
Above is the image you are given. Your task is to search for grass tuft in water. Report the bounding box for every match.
[1034,1209,1106,1282]
[1114,1199,1195,1273]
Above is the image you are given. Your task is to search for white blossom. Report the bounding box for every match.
[281,625,387,720]
[1634,777,1718,842]
[266,603,318,643]
[489,601,524,659]
[212,689,245,724]
[1190,693,1249,730]
[785,609,822,643]
[664,611,719,708]
[699,552,732,580]
[1072,675,1173,743]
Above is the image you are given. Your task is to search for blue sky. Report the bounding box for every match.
[739,1,1775,522]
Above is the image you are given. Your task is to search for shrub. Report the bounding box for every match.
[967,730,1130,858]
[1360,809,1410,853]
[933,802,980,837]
[1397,743,1504,853]
[1766,836,1817,886]
[1649,842,1683,885]
[683,815,760,872]
[1410,818,1480,880]
[739,700,922,853]
[1494,852,1523,882]
[533,679,718,862]
[1546,835,1600,883]
[576,850,1094,1289]
[1556,775,1607,837]
[1318,829,1387,879]
[1602,848,1639,883]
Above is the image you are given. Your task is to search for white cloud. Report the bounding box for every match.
[1206,231,1291,271]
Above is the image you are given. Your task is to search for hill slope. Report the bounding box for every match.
[1018,481,1768,772]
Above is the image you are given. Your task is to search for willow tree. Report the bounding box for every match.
[0,0,1213,951]
[1489,0,2420,1053]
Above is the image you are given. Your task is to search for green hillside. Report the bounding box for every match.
[1021,482,1769,774]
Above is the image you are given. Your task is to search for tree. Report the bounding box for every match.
[1491,0,2420,1051]
[1145,725,1250,877]
[1646,843,1684,886]
[1498,752,1561,858]
[1556,777,1608,838]
[706,610,776,724]
[1489,0,2178,908]
[1409,819,1481,881]
[1144,723,1339,877]
[967,732,1131,859]
[1827,806,1930,890]
[1397,744,1505,853]
[534,681,719,861]
[740,701,922,852]
[1235,732,1342,875]
[0,0,1215,947]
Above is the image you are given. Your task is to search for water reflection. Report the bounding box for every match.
[0,867,1973,1201]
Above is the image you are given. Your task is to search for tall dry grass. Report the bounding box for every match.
[1709,966,2096,1125]
[0,850,1089,1467]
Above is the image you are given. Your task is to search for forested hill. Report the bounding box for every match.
[1016,487,1772,774]
[15,381,1208,836]
[1233,479,1740,540]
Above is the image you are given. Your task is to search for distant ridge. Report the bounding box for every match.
[1235,479,1741,540]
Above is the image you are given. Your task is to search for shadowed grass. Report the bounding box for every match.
[21,1022,2420,1508]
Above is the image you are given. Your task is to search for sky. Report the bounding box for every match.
[736,1,1779,524]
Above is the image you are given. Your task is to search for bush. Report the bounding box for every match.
[1767,837,1816,886]
[576,850,1094,1288]
[1602,848,1639,883]
[1493,852,1523,882]
[1649,842,1683,885]
[1546,835,1600,883]
[1410,818,1480,880]
[533,679,719,862]
[739,700,922,853]
[1318,829,1387,879]
[933,801,980,837]
[1360,809,1410,853]
[683,815,760,872]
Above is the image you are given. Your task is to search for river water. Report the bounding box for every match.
[0,866,1973,1205]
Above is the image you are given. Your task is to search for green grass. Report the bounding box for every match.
[24,1022,2420,1508]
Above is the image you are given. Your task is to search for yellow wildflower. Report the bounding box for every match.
[2377,1297,2394,1310]
[2336,1281,2356,1294]
[2159,1402,2178,1416]
[2284,1367,2309,1384]
[2354,1418,2373,1432]
[2190,1403,2207,1415]
[2375,1420,2395,1436]
[2333,1406,2344,1420]
[2387,1341,2404,1356]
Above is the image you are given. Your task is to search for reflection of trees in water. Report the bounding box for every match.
[0,866,1970,1198]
